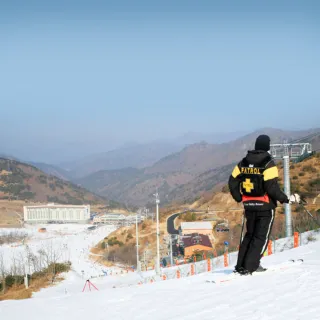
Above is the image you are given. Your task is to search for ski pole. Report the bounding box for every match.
[239,211,245,247]
[300,204,320,228]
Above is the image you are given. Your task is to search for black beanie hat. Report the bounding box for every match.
[255,135,271,151]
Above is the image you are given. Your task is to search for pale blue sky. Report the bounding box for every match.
[0,1,320,162]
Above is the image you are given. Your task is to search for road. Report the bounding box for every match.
[167,212,180,235]
[166,210,207,235]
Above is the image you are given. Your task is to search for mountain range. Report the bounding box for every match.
[2,127,319,208]
[75,127,320,206]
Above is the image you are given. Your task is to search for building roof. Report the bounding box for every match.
[98,213,126,219]
[24,204,89,209]
[181,222,212,230]
[181,233,213,248]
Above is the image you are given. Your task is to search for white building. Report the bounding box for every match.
[93,213,126,225]
[123,214,144,226]
[93,213,143,226]
[180,222,213,236]
[23,203,90,224]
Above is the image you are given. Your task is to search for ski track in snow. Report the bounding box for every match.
[1,227,320,319]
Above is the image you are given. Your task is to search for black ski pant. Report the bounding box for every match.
[236,209,274,272]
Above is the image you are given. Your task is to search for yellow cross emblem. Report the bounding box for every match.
[243,178,254,193]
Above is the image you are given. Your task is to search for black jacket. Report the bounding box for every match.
[228,150,289,211]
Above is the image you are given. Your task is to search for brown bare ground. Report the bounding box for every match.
[0,275,65,301]
[0,200,33,227]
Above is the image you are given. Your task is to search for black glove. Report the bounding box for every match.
[280,197,289,204]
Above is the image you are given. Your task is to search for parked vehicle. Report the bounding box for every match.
[216,223,229,232]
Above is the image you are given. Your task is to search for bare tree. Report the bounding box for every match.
[38,241,63,283]
[0,251,6,294]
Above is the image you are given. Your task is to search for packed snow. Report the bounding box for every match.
[0,223,120,278]
[1,226,320,319]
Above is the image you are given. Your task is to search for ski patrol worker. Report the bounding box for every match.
[228,134,289,274]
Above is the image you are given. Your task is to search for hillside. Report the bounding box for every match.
[91,207,182,268]
[167,163,236,205]
[77,168,194,207]
[28,162,71,181]
[278,152,320,200]
[0,158,118,207]
[77,128,320,206]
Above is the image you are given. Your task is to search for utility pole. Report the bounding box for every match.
[169,236,173,265]
[154,192,161,275]
[135,214,141,272]
[270,141,313,237]
[283,154,292,237]
[143,250,147,271]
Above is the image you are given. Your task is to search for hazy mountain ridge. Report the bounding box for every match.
[77,128,320,206]
[58,141,182,179]
[28,162,71,181]
[5,128,318,207]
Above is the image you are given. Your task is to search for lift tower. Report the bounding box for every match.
[270,142,312,237]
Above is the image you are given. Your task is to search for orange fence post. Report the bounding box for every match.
[207,258,211,272]
[224,251,228,267]
[193,256,196,263]
[177,270,181,279]
[268,240,273,255]
[214,249,218,257]
[190,264,195,276]
[294,232,299,248]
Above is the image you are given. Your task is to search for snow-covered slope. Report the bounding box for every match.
[1,223,118,278]
[2,234,320,319]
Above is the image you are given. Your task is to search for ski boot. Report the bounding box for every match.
[255,264,267,273]
[233,266,251,276]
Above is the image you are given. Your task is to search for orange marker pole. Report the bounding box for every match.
[268,240,273,255]
[207,258,211,272]
[224,251,228,267]
[190,264,195,276]
[294,232,299,248]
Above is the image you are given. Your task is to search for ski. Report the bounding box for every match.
[205,259,304,284]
